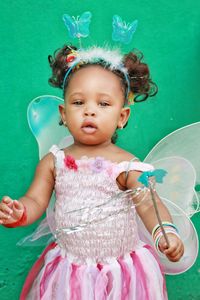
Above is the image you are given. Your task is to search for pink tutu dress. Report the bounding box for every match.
[20,145,167,300]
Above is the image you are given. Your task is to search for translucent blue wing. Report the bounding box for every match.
[77,11,92,38]
[63,14,77,38]
[27,95,72,158]
[63,11,92,39]
[112,15,138,44]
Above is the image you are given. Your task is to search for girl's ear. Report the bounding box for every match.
[118,107,131,128]
[59,104,67,126]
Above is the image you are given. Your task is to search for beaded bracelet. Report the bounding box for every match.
[3,205,27,228]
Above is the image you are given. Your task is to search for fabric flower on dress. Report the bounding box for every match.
[64,155,78,171]
[91,157,106,173]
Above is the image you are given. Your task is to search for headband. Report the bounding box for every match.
[62,12,138,104]
[63,47,131,101]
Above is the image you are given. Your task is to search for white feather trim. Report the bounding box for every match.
[69,47,127,73]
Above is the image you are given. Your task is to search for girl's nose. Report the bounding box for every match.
[84,106,96,117]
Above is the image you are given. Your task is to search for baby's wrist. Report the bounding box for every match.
[152,222,180,252]
[3,205,27,228]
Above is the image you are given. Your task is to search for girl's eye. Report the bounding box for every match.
[73,100,83,105]
[99,101,110,107]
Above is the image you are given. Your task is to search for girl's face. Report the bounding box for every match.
[60,65,130,146]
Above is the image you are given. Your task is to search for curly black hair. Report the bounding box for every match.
[48,45,158,143]
[48,44,158,102]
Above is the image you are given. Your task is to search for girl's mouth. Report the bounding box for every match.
[81,121,97,134]
[81,126,97,134]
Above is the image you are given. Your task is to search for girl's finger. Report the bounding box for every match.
[164,245,178,256]
[165,248,177,259]
[158,243,167,253]
[158,238,169,252]
[2,196,14,209]
[0,203,13,215]
[166,248,184,262]
[13,200,24,211]
[2,196,13,204]
[164,242,184,261]
[0,211,12,220]
[169,243,184,257]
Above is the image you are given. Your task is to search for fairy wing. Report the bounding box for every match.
[149,157,199,216]
[144,122,200,215]
[19,95,73,246]
[112,15,138,44]
[139,122,200,273]
[144,122,200,186]
[27,95,73,159]
[137,197,199,274]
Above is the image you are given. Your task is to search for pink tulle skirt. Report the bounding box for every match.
[20,243,167,300]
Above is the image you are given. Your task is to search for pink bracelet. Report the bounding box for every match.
[3,205,27,228]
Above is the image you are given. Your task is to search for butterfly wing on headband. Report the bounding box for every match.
[112,15,138,44]
[63,14,77,39]
[63,11,92,39]
[77,11,92,38]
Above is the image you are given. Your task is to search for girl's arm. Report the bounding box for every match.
[119,170,172,231]
[117,170,184,262]
[0,153,55,226]
[127,171,172,232]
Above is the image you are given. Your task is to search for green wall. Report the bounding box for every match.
[0,1,199,299]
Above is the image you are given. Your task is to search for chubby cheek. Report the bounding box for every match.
[65,108,81,124]
[66,117,80,132]
[109,111,122,128]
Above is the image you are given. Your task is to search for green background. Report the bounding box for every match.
[0,0,199,299]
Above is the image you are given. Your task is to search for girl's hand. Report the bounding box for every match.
[158,233,184,262]
[0,196,24,225]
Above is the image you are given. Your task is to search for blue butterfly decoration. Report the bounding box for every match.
[63,11,92,39]
[138,169,168,187]
[112,15,138,44]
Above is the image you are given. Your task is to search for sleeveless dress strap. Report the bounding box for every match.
[49,145,61,156]
[115,159,154,186]
[117,160,154,175]
[49,145,65,168]
[125,157,139,179]
[124,158,154,184]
